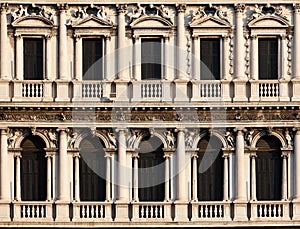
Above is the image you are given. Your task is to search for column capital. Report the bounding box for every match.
[0,3,8,13]
[56,128,69,133]
[174,128,186,133]
[250,34,257,40]
[57,3,68,12]
[293,127,300,134]
[233,127,247,134]
[116,4,127,14]
[0,128,8,135]
[45,34,52,40]
[115,128,127,134]
[294,3,300,13]
[234,3,245,13]
[176,4,186,13]
[131,151,139,158]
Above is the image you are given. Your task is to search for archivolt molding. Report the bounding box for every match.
[192,129,228,150]
[250,129,287,149]
[133,128,169,150]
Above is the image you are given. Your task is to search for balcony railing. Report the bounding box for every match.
[13,201,53,221]
[140,81,163,99]
[199,82,222,98]
[250,201,290,220]
[82,81,103,99]
[72,202,111,222]
[22,82,44,98]
[259,82,279,98]
[191,201,231,221]
[131,202,172,221]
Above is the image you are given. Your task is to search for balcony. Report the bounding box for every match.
[250,201,290,221]
[191,201,231,221]
[72,202,112,222]
[131,202,172,222]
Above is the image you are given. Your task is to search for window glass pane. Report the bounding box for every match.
[141,38,161,80]
[24,38,43,80]
[259,38,278,80]
[83,39,103,80]
[200,38,220,80]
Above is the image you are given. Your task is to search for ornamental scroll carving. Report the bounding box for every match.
[11,4,55,22]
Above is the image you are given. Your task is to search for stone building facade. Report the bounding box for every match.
[0,0,300,227]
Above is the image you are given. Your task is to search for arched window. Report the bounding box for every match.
[21,136,47,201]
[197,136,223,201]
[138,136,165,201]
[256,135,282,200]
[79,136,106,201]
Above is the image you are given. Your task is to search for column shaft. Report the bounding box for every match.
[117,5,128,80]
[176,5,186,80]
[282,155,288,200]
[0,129,9,200]
[250,36,258,80]
[165,155,170,201]
[118,130,128,201]
[74,155,80,201]
[59,6,68,80]
[46,36,52,80]
[193,37,200,80]
[74,36,82,80]
[133,36,141,81]
[104,36,110,81]
[234,5,245,79]
[0,6,8,79]
[235,130,246,200]
[58,129,69,201]
[294,6,300,79]
[251,156,256,201]
[15,36,23,80]
[176,130,187,201]
[15,155,21,201]
[133,156,138,201]
[223,156,229,201]
[47,156,52,201]
[106,155,111,201]
[192,155,197,201]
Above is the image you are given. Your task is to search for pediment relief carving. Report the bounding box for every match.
[11,4,55,27]
[71,15,114,28]
[128,4,173,28]
[189,5,231,28]
[248,4,290,28]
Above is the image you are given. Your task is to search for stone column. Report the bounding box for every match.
[280,35,290,101]
[233,128,248,221]
[74,35,82,81]
[282,153,288,201]
[117,4,127,81]
[175,129,188,221]
[0,3,8,79]
[46,154,52,201]
[176,4,186,80]
[73,153,80,202]
[223,153,229,201]
[56,128,70,221]
[292,4,300,101]
[132,153,139,202]
[294,129,300,219]
[233,4,247,102]
[250,153,257,201]
[105,152,111,202]
[116,129,129,222]
[192,153,198,201]
[104,35,111,81]
[15,35,23,80]
[192,36,200,81]
[15,153,21,201]
[45,35,52,80]
[164,152,170,202]
[56,4,69,102]
[250,35,258,80]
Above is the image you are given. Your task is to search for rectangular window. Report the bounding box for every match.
[259,38,278,80]
[200,38,220,80]
[83,38,103,80]
[141,38,161,80]
[24,38,43,80]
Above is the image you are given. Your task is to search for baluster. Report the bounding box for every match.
[278,204,282,217]
[158,84,162,98]
[275,84,279,97]
[263,204,268,217]
[219,205,223,217]
[27,205,31,218]
[213,84,217,97]
[258,205,262,217]
[140,206,144,218]
[204,205,208,217]
[213,205,217,217]
[205,84,209,97]
[267,84,271,97]
[35,205,38,217]
[218,84,221,97]
[155,206,159,218]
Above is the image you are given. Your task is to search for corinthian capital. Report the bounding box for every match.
[234,3,245,13]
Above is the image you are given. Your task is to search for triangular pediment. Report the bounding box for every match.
[248,15,289,28]
[72,16,113,28]
[12,16,53,27]
[189,15,231,28]
[130,15,173,28]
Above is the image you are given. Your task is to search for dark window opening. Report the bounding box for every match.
[21,136,46,201]
[200,38,220,80]
[196,136,223,201]
[138,136,165,201]
[83,38,103,80]
[24,38,43,80]
[256,135,282,200]
[141,39,161,80]
[259,38,278,80]
[79,136,106,201]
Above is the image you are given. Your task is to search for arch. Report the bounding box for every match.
[134,130,168,149]
[73,130,110,149]
[192,130,228,149]
[15,130,51,149]
[12,15,54,27]
[251,130,286,149]
[72,15,114,27]
[130,15,173,28]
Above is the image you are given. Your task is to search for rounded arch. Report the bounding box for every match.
[73,131,110,149]
[192,130,228,149]
[135,131,168,149]
[251,130,286,149]
[130,15,173,27]
[15,130,51,149]
[248,15,290,28]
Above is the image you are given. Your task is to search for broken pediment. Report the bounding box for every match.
[12,15,53,27]
[71,15,114,28]
[130,15,173,28]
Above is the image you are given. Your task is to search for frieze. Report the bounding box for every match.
[0,109,299,123]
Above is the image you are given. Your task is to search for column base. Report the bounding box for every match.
[55,202,70,222]
[0,201,11,222]
[55,81,70,102]
[114,202,129,222]
[174,202,189,222]
[233,201,248,222]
